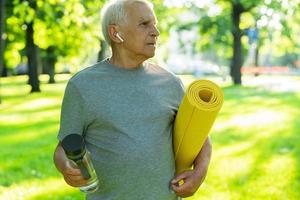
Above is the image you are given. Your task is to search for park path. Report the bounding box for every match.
[242,75,300,93]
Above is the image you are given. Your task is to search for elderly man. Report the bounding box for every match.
[53,0,211,199]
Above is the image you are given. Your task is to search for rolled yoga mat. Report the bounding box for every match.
[173,79,224,174]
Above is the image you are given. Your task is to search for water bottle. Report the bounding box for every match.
[61,134,99,193]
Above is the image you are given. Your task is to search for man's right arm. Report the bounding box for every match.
[53,142,87,187]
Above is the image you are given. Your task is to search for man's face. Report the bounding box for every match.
[120,2,160,59]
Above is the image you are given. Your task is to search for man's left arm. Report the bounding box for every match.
[171,137,212,198]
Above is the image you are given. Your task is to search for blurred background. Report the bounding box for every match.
[0,0,300,199]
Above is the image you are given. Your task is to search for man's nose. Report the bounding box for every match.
[151,25,160,37]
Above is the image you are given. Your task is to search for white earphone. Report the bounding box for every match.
[115,33,124,42]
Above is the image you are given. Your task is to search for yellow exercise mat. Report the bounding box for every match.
[173,79,224,174]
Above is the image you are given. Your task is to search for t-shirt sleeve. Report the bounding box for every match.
[57,81,87,141]
[175,76,185,103]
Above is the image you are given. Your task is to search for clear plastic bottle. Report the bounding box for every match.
[62,134,99,193]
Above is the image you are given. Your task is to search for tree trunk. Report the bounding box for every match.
[48,61,55,84]
[255,45,259,67]
[0,0,6,103]
[230,3,244,85]
[254,42,260,76]
[46,46,56,84]
[1,65,7,77]
[26,21,40,92]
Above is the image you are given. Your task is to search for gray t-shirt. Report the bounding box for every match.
[58,59,185,200]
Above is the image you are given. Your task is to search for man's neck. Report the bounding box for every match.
[110,48,146,69]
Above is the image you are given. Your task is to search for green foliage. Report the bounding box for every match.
[4,0,105,71]
[4,2,25,68]
[172,0,300,67]
[13,0,36,23]
[3,0,300,72]
[152,1,186,43]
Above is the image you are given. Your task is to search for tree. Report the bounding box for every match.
[25,0,40,92]
[2,0,24,76]
[0,0,5,77]
[229,1,260,84]
[181,0,300,84]
[198,0,262,84]
[41,46,56,83]
[13,0,41,92]
[8,0,105,86]
[0,0,5,103]
[81,0,107,62]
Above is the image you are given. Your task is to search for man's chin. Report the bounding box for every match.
[146,51,156,58]
[139,51,156,60]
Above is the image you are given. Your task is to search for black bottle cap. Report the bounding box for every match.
[61,134,86,161]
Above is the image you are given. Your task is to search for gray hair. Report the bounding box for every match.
[101,0,154,46]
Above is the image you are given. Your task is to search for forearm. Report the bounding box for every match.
[193,137,212,173]
[53,142,68,174]
[171,137,212,197]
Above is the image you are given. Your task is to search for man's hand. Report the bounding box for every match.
[61,160,88,187]
[53,143,88,187]
[171,137,212,198]
[171,168,207,198]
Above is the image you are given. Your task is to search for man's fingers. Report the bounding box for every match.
[67,174,86,181]
[171,171,199,198]
[171,179,188,191]
[64,175,88,187]
[65,167,82,176]
[171,170,192,184]
[171,180,197,198]
[61,161,89,187]
[64,161,82,176]
[171,182,194,198]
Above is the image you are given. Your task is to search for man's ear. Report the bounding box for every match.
[108,25,123,44]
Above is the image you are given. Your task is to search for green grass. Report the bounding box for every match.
[0,75,84,200]
[1,74,300,199]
